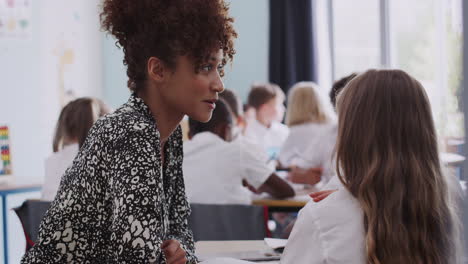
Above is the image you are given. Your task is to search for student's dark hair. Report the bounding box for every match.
[329,73,357,108]
[219,89,242,118]
[53,98,110,152]
[100,0,237,91]
[189,99,232,137]
[247,83,280,109]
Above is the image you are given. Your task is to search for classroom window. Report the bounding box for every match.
[390,0,463,145]
[331,0,464,149]
[332,0,381,79]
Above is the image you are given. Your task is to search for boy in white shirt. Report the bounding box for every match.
[244,83,289,158]
[183,99,295,205]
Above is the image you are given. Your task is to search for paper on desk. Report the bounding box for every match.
[201,257,254,263]
[264,238,288,249]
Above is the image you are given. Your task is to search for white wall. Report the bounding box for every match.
[223,0,270,101]
[0,1,103,184]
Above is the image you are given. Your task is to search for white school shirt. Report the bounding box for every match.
[183,132,273,205]
[281,183,365,264]
[281,173,465,264]
[41,143,79,200]
[279,122,337,185]
[244,118,289,155]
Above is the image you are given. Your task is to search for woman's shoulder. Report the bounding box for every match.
[89,104,159,145]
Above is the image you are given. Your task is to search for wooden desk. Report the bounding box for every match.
[251,186,316,212]
[441,152,465,166]
[196,240,280,263]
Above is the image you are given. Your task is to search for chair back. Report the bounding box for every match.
[13,199,51,251]
[189,203,268,241]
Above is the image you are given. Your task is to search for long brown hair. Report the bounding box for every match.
[336,69,456,263]
[52,98,110,152]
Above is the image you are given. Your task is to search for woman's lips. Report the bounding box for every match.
[203,100,216,109]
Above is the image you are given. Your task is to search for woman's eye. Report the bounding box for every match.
[201,65,213,72]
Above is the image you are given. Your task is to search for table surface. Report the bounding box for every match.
[440,152,465,166]
[196,240,280,264]
[0,182,42,192]
[251,185,317,208]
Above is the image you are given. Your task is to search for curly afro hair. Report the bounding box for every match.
[100,0,237,91]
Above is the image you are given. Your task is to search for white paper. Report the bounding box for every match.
[201,257,254,264]
[264,238,288,249]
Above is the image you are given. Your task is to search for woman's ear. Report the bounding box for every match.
[147,57,167,82]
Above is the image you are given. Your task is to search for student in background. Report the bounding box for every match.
[286,75,357,186]
[42,97,110,201]
[220,89,276,169]
[244,83,289,157]
[281,69,463,263]
[278,82,336,186]
[184,99,294,205]
[329,73,357,109]
[219,89,246,137]
[243,104,256,132]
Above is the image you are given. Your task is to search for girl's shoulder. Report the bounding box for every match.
[301,186,362,229]
[290,122,337,133]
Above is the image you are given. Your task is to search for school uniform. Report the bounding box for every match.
[281,182,365,264]
[279,122,337,184]
[281,173,465,264]
[183,132,273,205]
[244,118,289,156]
[41,144,79,201]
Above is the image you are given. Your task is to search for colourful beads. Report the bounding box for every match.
[0,126,11,175]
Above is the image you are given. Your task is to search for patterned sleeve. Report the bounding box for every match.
[166,127,198,263]
[108,129,166,263]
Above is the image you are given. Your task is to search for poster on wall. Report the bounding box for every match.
[40,0,102,111]
[0,0,32,39]
[0,125,12,176]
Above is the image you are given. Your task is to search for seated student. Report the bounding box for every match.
[183,99,295,205]
[281,69,464,263]
[286,74,357,186]
[278,82,337,185]
[329,73,357,109]
[220,89,276,170]
[41,97,110,201]
[219,89,247,138]
[244,83,289,157]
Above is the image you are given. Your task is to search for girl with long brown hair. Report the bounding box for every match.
[281,69,462,263]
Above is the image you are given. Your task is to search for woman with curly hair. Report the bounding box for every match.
[281,69,463,263]
[22,0,236,263]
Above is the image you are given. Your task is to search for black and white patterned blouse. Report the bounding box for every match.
[22,94,197,263]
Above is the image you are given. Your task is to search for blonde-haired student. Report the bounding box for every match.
[278,82,336,185]
[281,69,464,264]
[42,97,110,201]
[244,83,289,157]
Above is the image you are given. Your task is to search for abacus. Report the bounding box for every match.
[0,126,11,175]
